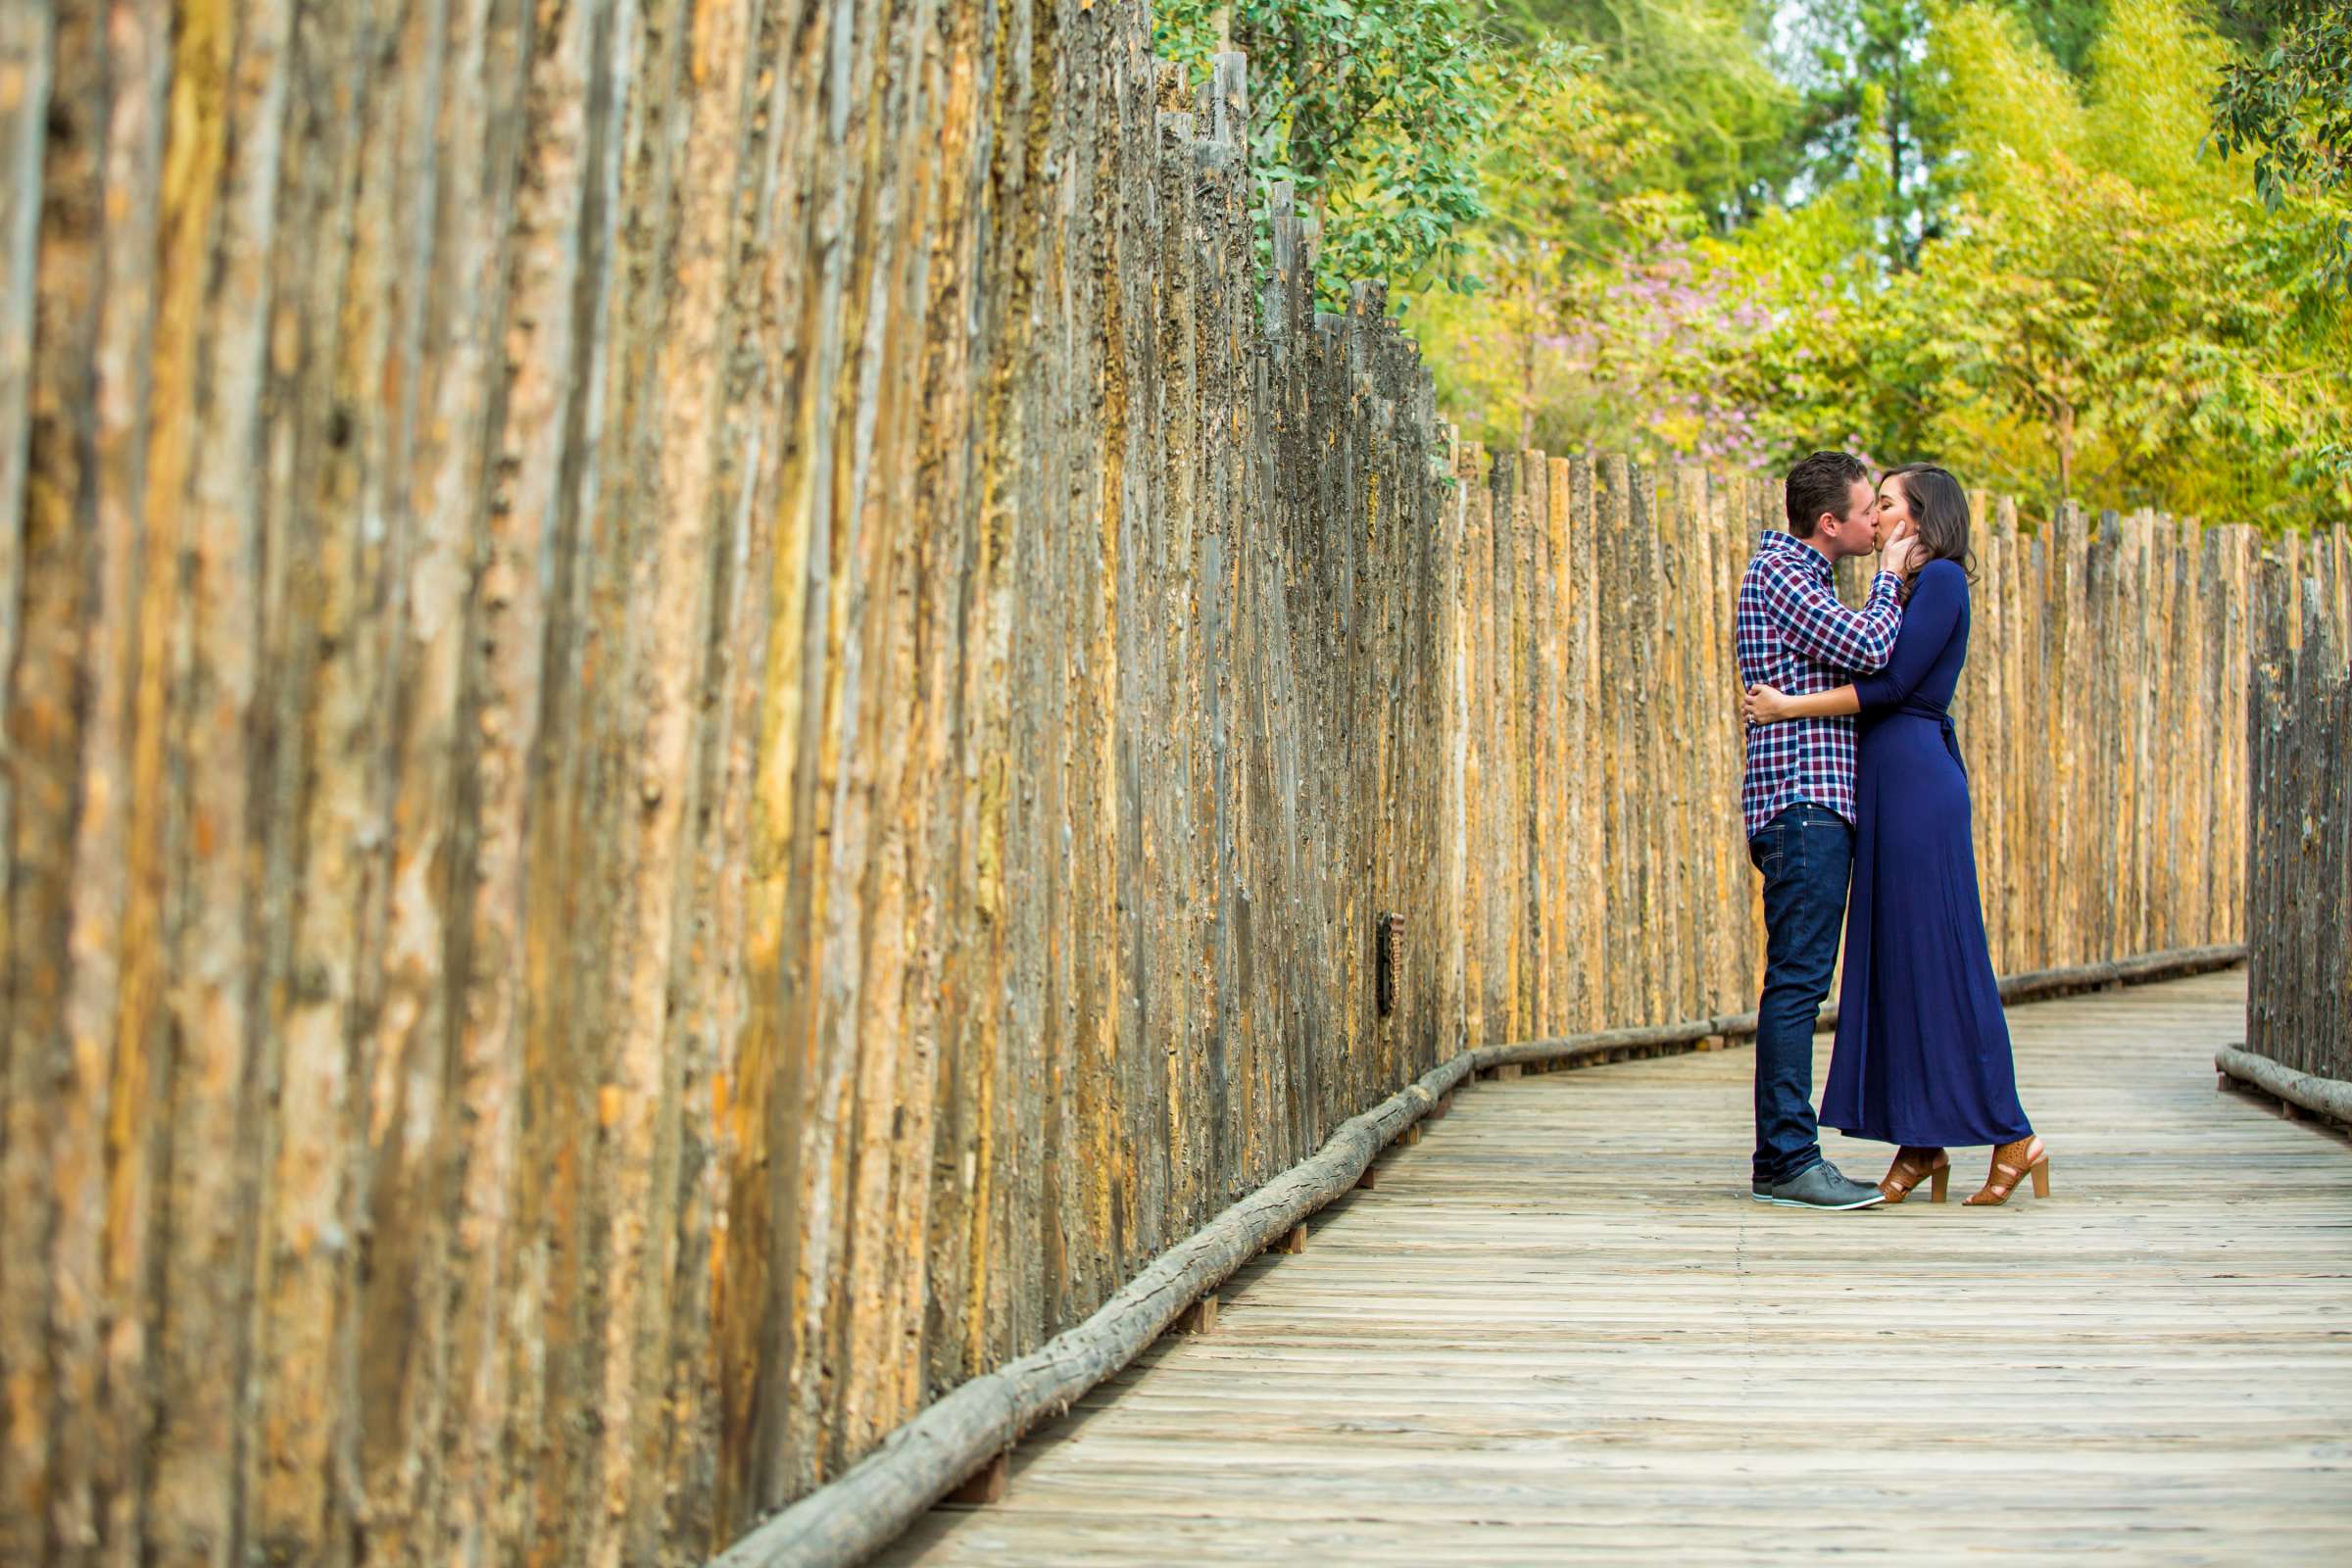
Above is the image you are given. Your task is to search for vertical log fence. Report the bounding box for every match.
[2238,580,2352,1092]
[1,2,2345,1564]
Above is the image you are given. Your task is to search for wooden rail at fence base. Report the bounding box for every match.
[1473,943,2249,1075]
[709,943,2247,1568]
[1995,943,2248,1003]
[708,1052,1477,1568]
[2216,1045,2352,1127]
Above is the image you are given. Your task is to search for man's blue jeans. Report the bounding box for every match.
[1747,803,1852,1186]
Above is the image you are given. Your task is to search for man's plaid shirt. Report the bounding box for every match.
[1737,530,1905,840]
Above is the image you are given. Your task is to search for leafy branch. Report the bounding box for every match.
[2208,0,2352,287]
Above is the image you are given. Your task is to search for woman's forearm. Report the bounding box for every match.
[1778,686,1861,719]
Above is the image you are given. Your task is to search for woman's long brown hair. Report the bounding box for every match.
[1882,463,1973,601]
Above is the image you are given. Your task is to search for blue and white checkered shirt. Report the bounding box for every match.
[1737,530,1905,840]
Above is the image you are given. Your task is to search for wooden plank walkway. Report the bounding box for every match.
[880,971,2352,1563]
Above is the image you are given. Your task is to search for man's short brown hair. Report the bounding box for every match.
[1785,450,1870,539]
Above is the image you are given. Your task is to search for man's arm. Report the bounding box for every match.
[1760,555,1904,673]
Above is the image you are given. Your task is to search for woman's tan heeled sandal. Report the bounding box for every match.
[1963,1136,2050,1205]
[1879,1147,1950,1203]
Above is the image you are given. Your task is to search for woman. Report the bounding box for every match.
[1742,465,2047,1206]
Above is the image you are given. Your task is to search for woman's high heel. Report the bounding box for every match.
[1879,1147,1949,1203]
[1964,1136,2050,1205]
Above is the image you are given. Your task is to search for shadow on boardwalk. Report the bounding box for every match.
[882,971,2352,1564]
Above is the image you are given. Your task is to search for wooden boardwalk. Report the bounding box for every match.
[881,971,2352,1563]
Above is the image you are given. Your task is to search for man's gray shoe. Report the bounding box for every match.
[1769,1160,1886,1210]
[1749,1179,1773,1202]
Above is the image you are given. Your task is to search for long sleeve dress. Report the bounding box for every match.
[1819,559,2034,1149]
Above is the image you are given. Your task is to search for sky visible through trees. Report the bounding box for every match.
[1155,0,2351,529]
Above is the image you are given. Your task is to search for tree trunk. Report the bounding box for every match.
[2055,399,2078,504]
[1518,273,1538,453]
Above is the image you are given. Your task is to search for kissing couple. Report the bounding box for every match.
[1736,451,2052,1212]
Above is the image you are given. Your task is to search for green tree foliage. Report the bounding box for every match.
[1154,0,1542,302]
[1156,0,2350,528]
[2208,0,2352,285]
[1774,3,2111,261]
[1500,1,1802,226]
[1799,0,2344,522]
[1404,69,1698,453]
[1717,0,2348,523]
[1781,0,1942,267]
[1995,0,2110,74]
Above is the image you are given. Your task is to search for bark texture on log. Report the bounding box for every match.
[0,2,2341,1563]
[2217,1045,2352,1125]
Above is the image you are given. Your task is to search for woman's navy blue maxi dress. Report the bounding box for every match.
[1820,559,2034,1149]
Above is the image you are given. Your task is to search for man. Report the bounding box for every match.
[1737,451,1917,1210]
